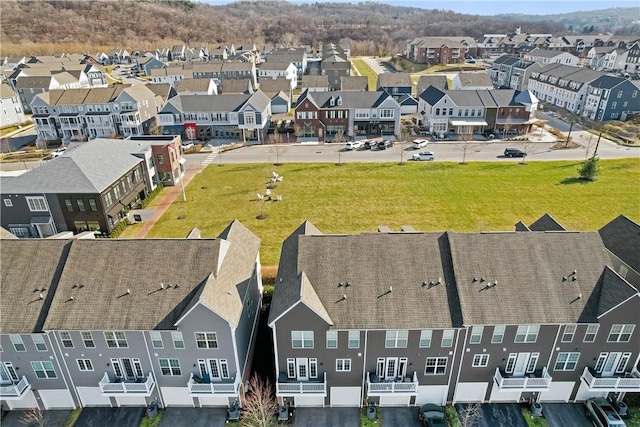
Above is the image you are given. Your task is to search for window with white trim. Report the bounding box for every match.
[584,324,599,343]
[348,331,360,348]
[425,357,447,375]
[32,335,47,351]
[31,361,57,379]
[385,330,408,348]
[554,352,580,371]
[25,196,48,212]
[505,353,517,373]
[616,353,631,373]
[326,330,337,349]
[492,325,505,343]
[3,199,12,207]
[150,331,163,349]
[379,109,394,118]
[561,325,577,343]
[195,332,218,349]
[80,331,95,348]
[77,359,93,371]
[309,358,318,378]
[10,334,25,352]
[287,358,295,378]
[172,332,184,349]
[60,331,73,348]
[159,358,181,376]
[526,353,539,373]
[336,359,351,372]
[469,326,483,344]
[472,354,489,367]
[292,331,314,349]
[607,324,634,342]
[419,330,432,348]
[104,331,128,348]
[515,325,539,343]
[441,329,455,347]
[595,353,607,372]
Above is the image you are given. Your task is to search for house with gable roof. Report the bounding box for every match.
[599,215,640,288]
[582,75,639,121]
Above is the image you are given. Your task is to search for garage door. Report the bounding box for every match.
[77,387,111,407]
[379,395,411,406]
[489,385,521,402]
[574,382,607,402]
[539,381,574,403]
[330,387,361,407]
[198,395,229,407]
[160,387,193,407]
[453,383,488,403]
[39,389,75,409]
[416,385,448,406]
[115,395,146,406]
[6,390,37,409]
[294,395,324,407]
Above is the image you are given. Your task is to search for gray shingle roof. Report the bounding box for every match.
[0,83,16,99]
[259,62,294,72]
[377,73,412,88]
[166,94,251,113]
[588,75,628,90]
[175,78,214,93]
[301,75,329,89]
[303,90,397,109]
[529,213,566,231]
[417,75,448,95]
[526,48,570,59]
[599,215,640,273]
[220,78,253,94]
[340,76,368,91]
[258,78,290,94]
[457,72,493,88]
[597,267,639,317]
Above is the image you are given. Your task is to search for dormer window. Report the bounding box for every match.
[329,96,335,107]
[336,96,342,106]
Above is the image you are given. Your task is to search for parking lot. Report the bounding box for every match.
[542,403,592,427]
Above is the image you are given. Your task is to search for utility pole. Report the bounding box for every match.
[566,121,573,146]
[592,132,602,160]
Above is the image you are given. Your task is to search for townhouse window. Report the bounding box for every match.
[526,353,540,373]
[81,331,95,348]
[348,331,360,348]
[150,331,163,349]
[104,331,128,348]
[172,332,185,349]
[195,332,218,349]
[77,359,94,372]
[326,330,338,349]
[469,326,483,344]
[287,358,296,378]
[441,329,455,347]
[435,108,440,116]
[88,199,97,212]
[554,352,580,371]
[472,354,489,367]
[612,102,617,109]
[448,108,453,116]
[292,331,314,349]
[633,91,638,98]
[607,324,634,342]
[104,192,113,207]
[425,357,447,375]
[336,359,351,372]
[77,199,86,212]
[25,196,47,212]
[515,325,539,343]
[617,91,623,98]
[158,154,165,165]
[616,353,632,373]
[505,353,517,373]
[561,325,577,343]
[309,358,318,378]
[159,358,181,376]
[64,199,73,212]
[220,359,229,378]
[32,335,47,351]
[491,325,505,344]
[31,361,57,379]
[385,330,408,348]
[60,331,74,348]
[419,330,432,348]
[3,199,12,207]
[380,109,394,118]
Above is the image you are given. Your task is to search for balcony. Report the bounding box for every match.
[99,372,155,396]
[0,376,31,399]
[276,372,327,396]
[494,367,552,391]
[187,373,240,395]
[581,367,640,392]
[366,371,419,396]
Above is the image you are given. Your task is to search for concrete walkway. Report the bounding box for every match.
[132,165,200,238]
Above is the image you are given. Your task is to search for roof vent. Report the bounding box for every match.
[338,282,343,287]
[578,293,582,299]
[389,286,393,293]
[573,269,577,275]
[480,277,485,282]
[160,283,165,290]
[72,284,77,289]
[472,277,477,282]
[279,278,283,283]
[490,280,498,287]
[126,289,131,295]
[166,284,172,289]
[562,276,567,281]
[438,277,442,285]
[33,287,40,292]
[572,275,577,281]
[343,294,347,300]
[174,283,180,288]
[39,293,44,300]
[345,282,350,288]
[78,284,84,289]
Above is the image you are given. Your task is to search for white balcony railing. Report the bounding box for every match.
[187,372,240,395]
[581,367,640,391]
[276,372,327,396]
[367,371,419,395]
[494,367,552,390]
[0,376,31,399]
[99,372,155,395]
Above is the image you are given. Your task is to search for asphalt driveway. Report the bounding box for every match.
[0,409,71,427]
[294,407,360,427]
[158,407,227,427]
[542,403,592,427]
[455,403,528,427]
[74,407,144,427]
[382,406,422,427]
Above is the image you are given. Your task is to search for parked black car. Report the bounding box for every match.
[418,404,447,427]
[364,140,377,149]
[504,148,526,157]
[378,140,394,150]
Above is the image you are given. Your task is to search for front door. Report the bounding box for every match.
[514,353,530,377]
[385,358,398,380]
[296,358,309,381]
[602,353,622,377]
[112,358,143,380]
[0,362,18,384]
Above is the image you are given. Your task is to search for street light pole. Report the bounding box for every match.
[179,158,187,202]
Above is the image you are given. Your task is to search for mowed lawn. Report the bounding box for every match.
[145,160,640,266]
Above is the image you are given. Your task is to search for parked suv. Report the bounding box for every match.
[378,140,394,150]
[364,140,377,149]
[504,148,526,157]
[412,139,428,149]
[418,404,446,427]
[345,140,362,150]
[585,397,626,427]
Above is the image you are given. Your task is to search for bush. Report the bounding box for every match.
[108,218,130,238]
[139,183,164,209]
[445,405,461,427]
[579,157,599,181]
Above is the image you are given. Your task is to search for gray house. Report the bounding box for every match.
[599,215,640,288]
[269,220,640,408]
[582,75,640,121]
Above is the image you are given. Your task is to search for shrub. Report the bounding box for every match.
[579,157,599,181]
[108,218,130,238]
[139,183,164,209]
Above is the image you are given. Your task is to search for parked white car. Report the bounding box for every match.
[181,141,195,150]
[412,139,428,149]
[52,147,66,157]
[412,151,435,161]
[345,140,363,150]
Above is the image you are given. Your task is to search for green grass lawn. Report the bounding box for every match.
[143,160,640,266]
[351,58,377,91]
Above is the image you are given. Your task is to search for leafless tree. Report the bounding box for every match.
[282,32,299,48]
[502,114,514,139]
[19,406,45,427]
[271,130,283,166]
[459,134,475,165]
[519,137,534,165]
[1,137,12,153]
[241,375,279,427]
[581,133,595,161]
[333,128,345,165]
[460,402,482,427]
[293,124,304,141]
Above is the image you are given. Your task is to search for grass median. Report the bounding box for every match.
[143,159,640,266]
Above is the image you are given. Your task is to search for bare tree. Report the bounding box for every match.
[271,130,283,166]
[459,133,474,165]
[502,114,514,139]
[1,137,12,153]
[519,137,534,165]
[333,128,345,165]
[282,32,299,48]
[581,133,595,161]
[241,375,279,427]
[19,407,45,427]
[460,402,482,427]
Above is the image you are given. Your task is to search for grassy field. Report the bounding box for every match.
[141,159,640,266]
[351,58,377,91]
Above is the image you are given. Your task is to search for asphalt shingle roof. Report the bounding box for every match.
[341,76,369,91]
[529,213,566,231]
[599,215,640,273]
[597,267,639,317]
[303,90,397,109]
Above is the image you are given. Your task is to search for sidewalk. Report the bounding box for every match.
[132,165,200,238]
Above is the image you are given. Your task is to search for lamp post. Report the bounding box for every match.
[178,158,187,202]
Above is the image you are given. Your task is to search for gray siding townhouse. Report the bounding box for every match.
[0,83,26,128]
[599,215,640,289]
[582,75,639,121]
[269,220,640,408]
[376,73,412,100]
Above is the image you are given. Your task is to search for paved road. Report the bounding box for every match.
[360,56,388,75]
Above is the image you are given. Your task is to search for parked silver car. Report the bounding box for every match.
[585,397,626,427]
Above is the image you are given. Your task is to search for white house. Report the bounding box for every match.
[0,83,26,128]
[523,48,579,67]
[258,62,298,90]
